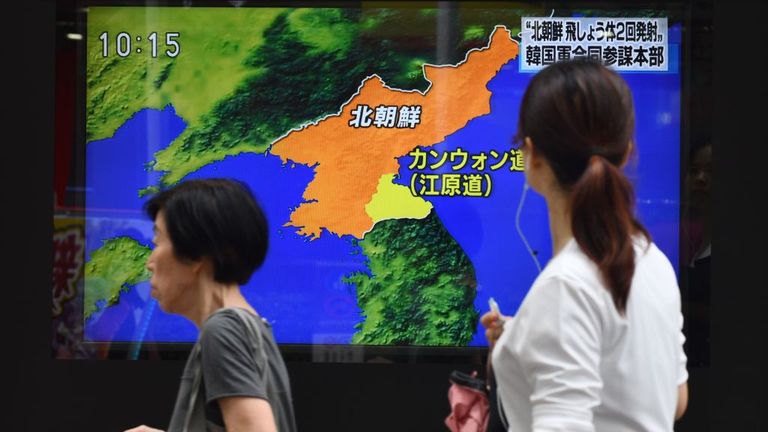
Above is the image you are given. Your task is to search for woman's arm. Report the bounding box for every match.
[219,396,277,432]
[675,382,688,420]
[201,311,279,432]
[511,277,604,432]
[675,311,689,421]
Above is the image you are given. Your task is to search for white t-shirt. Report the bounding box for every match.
[491,237,687,432]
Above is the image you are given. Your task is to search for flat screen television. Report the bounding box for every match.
[53,1,687,360]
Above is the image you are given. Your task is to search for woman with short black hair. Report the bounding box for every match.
[125,178,296,432]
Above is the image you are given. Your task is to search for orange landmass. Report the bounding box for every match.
[270,26,519,239]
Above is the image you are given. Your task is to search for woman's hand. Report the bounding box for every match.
[480,310,509,348]
[123,425,164,432]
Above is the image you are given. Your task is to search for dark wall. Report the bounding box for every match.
[7,1,766,431]
[704,0,768,429]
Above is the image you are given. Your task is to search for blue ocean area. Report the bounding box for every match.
[84,106,369,344]
[84,105,185,261]
[85,106,184,216]
[180,154,370,344]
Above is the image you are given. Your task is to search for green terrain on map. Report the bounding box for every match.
[84,237,151,320]
[346,211,478,345]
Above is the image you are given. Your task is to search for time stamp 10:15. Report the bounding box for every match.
[98,32,181,58]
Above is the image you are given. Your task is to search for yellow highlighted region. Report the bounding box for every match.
[365,174,433,227]
[271,25,518,239]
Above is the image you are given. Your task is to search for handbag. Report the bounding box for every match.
[182,308,269,432]
[445,370,490,432]
[445,363,508,432]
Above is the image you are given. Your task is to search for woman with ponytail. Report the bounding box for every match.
[481,58,688,431]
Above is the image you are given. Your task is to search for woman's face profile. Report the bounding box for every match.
[146,211,199,314]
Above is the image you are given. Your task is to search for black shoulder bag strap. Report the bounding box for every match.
[486,355,509,431]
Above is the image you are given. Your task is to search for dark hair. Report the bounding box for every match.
[144,178,269,285]
[516,58,649,314]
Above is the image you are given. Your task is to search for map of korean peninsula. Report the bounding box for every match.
[83,15,525,347]
[270,25,519,240]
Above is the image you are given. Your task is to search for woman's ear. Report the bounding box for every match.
[523,137,537,166]
[523,136,533,152]
[521,136,547,194]
[191,257,209,278]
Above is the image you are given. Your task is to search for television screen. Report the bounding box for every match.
[58,3,683,356]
